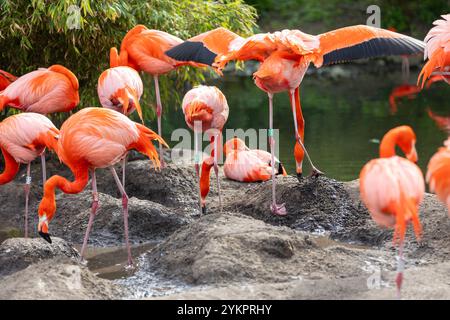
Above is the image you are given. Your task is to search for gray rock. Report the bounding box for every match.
[0,237,79,277]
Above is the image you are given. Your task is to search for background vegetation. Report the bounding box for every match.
[0,0,257,124]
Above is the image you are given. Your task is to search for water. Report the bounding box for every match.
[162,65,450,181]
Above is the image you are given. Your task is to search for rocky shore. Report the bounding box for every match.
[0,153,449,300]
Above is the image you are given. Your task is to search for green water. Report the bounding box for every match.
[163,65,450,181]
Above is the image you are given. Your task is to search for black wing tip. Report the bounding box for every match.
[165,41,217,66]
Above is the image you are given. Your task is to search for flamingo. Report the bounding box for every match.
[166,26,425,215]
[0,64,79,114]
[418,14,450,87]
[0,113,59,237]
[359,125,424,299]
[98,48,145,187]
[182,85,228,214]
[388,84,421,114]
[0,70,16,91]
[36,107,167,266]
[426,138,450,216]
[113,25,205,167]
[427,108,450,133]
[223,137,287,182]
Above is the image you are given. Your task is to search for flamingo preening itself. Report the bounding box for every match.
[182,85,229,214]
[166,26,425,215]
[418,14,450,87]
[37,107,167,266]
[0,70,16,91]
[0,65,79,114]
[359,126,424,299]
[223,137,287,182]
[426,138,450,216]
[112,25,205,167]
[0,113,59,237]
[98,48,145,187]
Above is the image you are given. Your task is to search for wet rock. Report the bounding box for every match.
[0,257,126,300]
[0,237,79,277]
[142,213,393,286]
[49,191,193,246]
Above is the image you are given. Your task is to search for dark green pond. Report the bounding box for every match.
[163,64,450,182]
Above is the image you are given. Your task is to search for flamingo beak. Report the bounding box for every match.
[407,144,418,163]
[38,214,52,244]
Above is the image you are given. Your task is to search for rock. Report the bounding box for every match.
[0,237,79,277]
[230,175,392,245]
[141,213,393,286]
[49,191,193,246]
[96,161,200,212]
[0,258,125,299]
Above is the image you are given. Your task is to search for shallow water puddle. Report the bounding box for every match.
[73,242,157,280]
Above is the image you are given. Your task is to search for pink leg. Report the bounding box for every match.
[213,133,222,213]
[41,151,46,184]
[122,153,128,189]
[289,89,323,177]
[24,163,31,238]
[80,169,99,261]
[154,75,166,168]
[110,166,133,266]
[195,163,202,215]
[396,242,405,300]
[194,130,202,215]
[268,93,286,216]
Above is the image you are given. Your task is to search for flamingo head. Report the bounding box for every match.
[184,100,213,130]
[380,125,418,163]
[38,197,56,243]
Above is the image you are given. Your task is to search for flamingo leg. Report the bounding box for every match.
[268,93,286,216]
[289,89,323,177]
[80,169,99,261]
[110,166,133,267]
[41,151,46,184]
[213,133,222,213]
[402,56,410,84]
[23,163,31,238]
[396,242,405,300]
[153,75,166,168]
[194,130,203,215]
[122,153,128,189]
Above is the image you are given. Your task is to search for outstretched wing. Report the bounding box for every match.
[316,25,425,67]
[165,27,245,65]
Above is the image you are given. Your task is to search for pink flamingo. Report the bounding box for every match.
[426,138,450,216]
[0,113,59,237]
[113,25,205,167]
[37,108,166,266]
[167,26,424,215]
[98,48,145,187]
[223,137,287,182]
[360,126,424,299]
[182,85,228,214]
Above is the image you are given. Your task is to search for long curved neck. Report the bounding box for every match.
[0,147,20,185]
[379,131,398,158]
[39,166,89,220]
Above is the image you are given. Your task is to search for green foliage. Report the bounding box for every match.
[0,0,257,124]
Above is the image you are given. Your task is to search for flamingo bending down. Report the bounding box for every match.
[0,113,59,237]
[359,125,424,299]
[426,138,450,216]
[0,70,17,91]
[113,25,205,167]
[418,14,450,87]
[0,65,79,114]
[182,85,228,214]
[223,137,287,182]
[166,26,424,215]
[98,48,145,187]
[37,107,167,266]
[388,84,422,114]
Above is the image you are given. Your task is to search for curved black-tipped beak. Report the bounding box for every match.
[296,172,303,182]
[202,206,207,215]
[39,231,52,244]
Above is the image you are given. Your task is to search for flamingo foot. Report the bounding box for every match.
[270,203,287,216]
[309,168,324,178]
